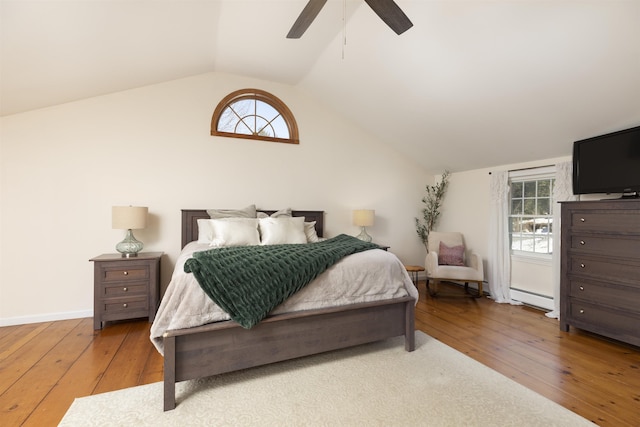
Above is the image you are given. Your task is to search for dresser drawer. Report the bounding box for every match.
[102,282,148,298]
[570,235,640,259]
[568,300,640,345]
[569,279,640,312]
[569,255,640,285]
[101,265,149,282]
[570,210,640,233]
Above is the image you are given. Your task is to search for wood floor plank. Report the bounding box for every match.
[0,320,79,396]
[93,321,155,394]
[0,323,51,362]
[0,324,29,350]
[0,319,87,426]
[140,343,164,385]
[21,320,132,427]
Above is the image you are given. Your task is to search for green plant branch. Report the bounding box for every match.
[415,170,450,252]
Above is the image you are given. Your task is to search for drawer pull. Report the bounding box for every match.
[123,271,128,276]
[580,217,585,222]
[579,286,584,291]
[123,287,128,292]
[580,240,585,245]
[579,309,584,314]
[123,303,128,308]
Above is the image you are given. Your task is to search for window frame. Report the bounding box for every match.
[508,166,556,260]
[211,88,299,145]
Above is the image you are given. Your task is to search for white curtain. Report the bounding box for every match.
[487,171,519,304]
[545,161,578,319]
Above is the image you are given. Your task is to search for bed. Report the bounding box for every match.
[155,209,417,411]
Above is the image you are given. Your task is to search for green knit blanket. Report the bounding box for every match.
[184,234,380,329]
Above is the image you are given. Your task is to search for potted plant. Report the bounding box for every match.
[415,171,450,252]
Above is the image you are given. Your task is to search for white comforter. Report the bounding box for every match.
[150,242,418,354]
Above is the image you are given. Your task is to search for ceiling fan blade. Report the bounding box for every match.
[364,0,413,35]
[287,0,328,39]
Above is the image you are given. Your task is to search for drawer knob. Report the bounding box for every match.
[123,287,128,292]
[123,303,128,308]
[579,286,584,291]
[580,217,585,222]
[579,309,584,314]
[580,240,585,245]
[580,263,585,268]
[123,271,128,276]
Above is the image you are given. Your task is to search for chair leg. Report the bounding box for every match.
[465,281,483,298]
[468,281,482,298]
[426,278,438,297]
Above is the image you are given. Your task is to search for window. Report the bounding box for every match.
[509,168,555,256]
[211,88,299,144]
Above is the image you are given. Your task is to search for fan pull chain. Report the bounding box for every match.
[342,0,347,59]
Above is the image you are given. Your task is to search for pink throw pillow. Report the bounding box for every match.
[438,242,465,266]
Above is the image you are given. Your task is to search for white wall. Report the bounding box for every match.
[0,72,432,325]
[436,157,571,307]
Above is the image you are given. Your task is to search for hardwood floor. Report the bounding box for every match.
[1,281,639,426]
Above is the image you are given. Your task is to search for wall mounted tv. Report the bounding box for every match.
[572,125,640,197]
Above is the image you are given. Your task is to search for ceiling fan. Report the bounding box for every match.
[287,0,413,39]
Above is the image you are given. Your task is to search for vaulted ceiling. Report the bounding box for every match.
[2,0,639,173]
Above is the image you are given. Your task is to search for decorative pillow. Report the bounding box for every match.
[438,242,465,266]
[259,217,307,245]
[304,221,320,243]
[257,208,292,219]
[209,218,260,247]
[207,205,257,219]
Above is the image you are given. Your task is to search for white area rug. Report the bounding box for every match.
[60,332,592,426]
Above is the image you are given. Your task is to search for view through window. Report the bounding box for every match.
[211,89,299,144]
[509,176,555,255]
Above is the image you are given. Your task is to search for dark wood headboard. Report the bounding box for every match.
[181,209,325,248]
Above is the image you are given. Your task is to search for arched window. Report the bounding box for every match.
[211,88,299,144]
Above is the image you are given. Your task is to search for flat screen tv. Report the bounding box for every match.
[572,125,640,197]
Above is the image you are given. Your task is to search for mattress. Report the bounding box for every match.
[150,241,418,354]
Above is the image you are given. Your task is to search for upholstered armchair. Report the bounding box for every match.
[425,231,484,297]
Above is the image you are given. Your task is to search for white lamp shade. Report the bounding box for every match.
[112,206,148,230]
[353,209,375,227]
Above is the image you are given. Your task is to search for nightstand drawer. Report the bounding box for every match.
[102,282,148,297]
[103,296,148,314]
[102,266,149,282]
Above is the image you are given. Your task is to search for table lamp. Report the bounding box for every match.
[353,209,375,242]
[112,206,148,257]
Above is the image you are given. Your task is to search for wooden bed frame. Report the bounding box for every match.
[162,209,416,411]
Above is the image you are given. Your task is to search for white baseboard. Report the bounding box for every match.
[509,289,554,311]
[0,309,93,327]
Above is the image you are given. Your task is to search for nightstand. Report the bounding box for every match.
[90,252,162,330]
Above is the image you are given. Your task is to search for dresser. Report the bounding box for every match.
[560,199,640,347]
[90,252,162,330]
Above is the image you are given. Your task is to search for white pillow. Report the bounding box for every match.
[257,208,292,219]
[207,205,257,219]
[197,218,214,243]
[259,217,307,245]
[304,221,320,243]
[209,218,260,247]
